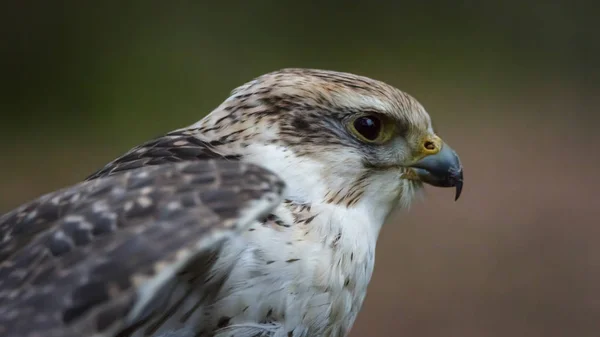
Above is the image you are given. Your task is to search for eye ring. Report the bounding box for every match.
[348,113,395,144]
[352,115,382,141]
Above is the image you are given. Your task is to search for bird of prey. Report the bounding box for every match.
[0,68,463,337]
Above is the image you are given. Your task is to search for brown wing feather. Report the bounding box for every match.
[0,160,284,337]
[86,130,241,181]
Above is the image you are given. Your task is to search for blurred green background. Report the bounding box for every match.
[1,2,598,336]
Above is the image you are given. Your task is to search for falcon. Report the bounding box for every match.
[0,69,463,337]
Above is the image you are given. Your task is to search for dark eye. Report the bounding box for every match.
[352,115,381,141]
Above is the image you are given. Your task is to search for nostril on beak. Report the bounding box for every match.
[424,140,436,151]
[421,136,442,155]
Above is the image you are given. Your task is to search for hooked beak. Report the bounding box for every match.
[408,141,464,201]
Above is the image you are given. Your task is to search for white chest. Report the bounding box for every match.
[206,204,378,337]
[142,204,379,337]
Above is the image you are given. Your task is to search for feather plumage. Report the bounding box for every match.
[0,68,462,337]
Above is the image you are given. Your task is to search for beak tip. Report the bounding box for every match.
[453,167,463,201]
[454,180,463,201]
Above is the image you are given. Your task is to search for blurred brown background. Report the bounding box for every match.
[1,2,598,337]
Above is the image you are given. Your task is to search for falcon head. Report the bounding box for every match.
[193,68,463,224]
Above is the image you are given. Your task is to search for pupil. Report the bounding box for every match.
[354,116,381,140]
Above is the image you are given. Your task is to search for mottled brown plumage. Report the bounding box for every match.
[0,68,462,337]
[0,161,284,337]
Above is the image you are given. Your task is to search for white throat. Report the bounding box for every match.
[241,142,408,240]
